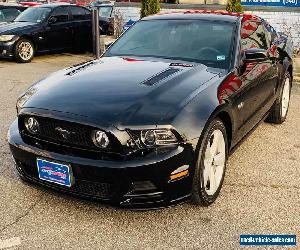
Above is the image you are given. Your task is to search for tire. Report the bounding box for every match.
[14,38,35,63]
[266,73,292,124]
[192,118,228,206]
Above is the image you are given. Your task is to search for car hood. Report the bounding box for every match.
[0,21,38,34]
[22,57,220,127]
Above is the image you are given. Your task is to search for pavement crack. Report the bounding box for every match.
[0,194,43,235]
[8,81,20,93]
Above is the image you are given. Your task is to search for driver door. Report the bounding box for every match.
[44,7,73,51]
[234,19,278,141]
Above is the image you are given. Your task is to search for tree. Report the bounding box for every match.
[226,0,244,13]
[140,0,160,19]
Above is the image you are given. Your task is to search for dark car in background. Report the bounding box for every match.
[0,4,92,62]
[90,0,114,34]
[0,4,27,23]
[9,11,293,209]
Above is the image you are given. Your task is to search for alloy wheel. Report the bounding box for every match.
[281,77,291,118]
[18,41,34,61]
[203,129,226,196]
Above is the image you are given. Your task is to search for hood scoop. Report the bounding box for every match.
[140,67,182,86]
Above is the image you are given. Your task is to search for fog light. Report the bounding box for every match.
[24,117,39,135]
[131,181,157,192]
[93,130,109,148]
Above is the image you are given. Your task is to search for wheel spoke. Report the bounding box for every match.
[203,166,209,189]
[281,78,290,117]
[204,145,212,161]
[213,152,224,166]
[210,132,219,156]
[209,166,217,193]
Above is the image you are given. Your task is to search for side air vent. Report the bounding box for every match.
[141,68,182,86]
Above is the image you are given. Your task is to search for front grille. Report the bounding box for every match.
[16,160,115,199]
[39,116,94,148]
[19,115,114,151]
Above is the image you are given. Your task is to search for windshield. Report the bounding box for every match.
[98,6,112,17]
[15,7,51,23]
[0,9,21,22]
[106,20,235,68]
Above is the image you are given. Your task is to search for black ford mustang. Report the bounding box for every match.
[8,11,293,209]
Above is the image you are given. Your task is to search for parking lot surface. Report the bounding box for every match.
[0,54,299,250]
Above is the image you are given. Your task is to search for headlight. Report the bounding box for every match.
[0,35,15,42]
[132,129,178,147]
[92,130,110,148]
[24,117,39,135]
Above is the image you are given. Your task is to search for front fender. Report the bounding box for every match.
[172,74,235,150]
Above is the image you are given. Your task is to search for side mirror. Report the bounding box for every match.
[242,48,268,63]
[48,16,58,25]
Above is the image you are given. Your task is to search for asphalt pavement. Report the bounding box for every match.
[0,54,299,250]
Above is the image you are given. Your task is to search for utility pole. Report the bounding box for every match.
[92,8,100,59]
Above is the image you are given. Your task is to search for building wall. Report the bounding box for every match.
[115,6,300,47]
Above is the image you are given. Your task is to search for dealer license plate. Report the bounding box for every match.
[37,158,73,187]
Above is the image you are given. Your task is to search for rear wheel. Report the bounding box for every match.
[266,73,291,124]
[14,38,34,63]
[192,118,228,206]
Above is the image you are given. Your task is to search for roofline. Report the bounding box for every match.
[145,10,261,22]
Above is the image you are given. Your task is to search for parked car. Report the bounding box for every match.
[9,11,293,209]
[90,1,114,35]
[0,4,27,23]
[0,4,93,62]
[55,0,93,7]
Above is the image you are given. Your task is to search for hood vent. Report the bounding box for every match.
[141,68,182,86]
[66,61,102,76]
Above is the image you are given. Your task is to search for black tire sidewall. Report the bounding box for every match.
[14,39,34,63]
[192,118,228,206]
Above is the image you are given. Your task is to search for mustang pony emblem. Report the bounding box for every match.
[55,127,74,140]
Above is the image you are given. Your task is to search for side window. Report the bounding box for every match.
[241,20,268,51]
[69,7,88,21]
[51,7,69,23]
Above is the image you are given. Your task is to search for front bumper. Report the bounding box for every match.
[8,120,195,209]
[0,40,15,58]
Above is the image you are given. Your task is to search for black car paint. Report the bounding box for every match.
[89,3,114,35]
[0,4,92,59]
[8,13,293,208]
